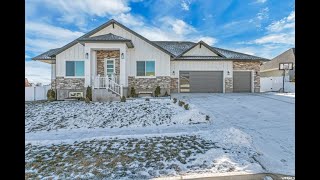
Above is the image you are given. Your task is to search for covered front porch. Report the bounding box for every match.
[79,33,134,99]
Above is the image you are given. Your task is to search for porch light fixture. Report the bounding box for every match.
[227,71,230,75]
[121,52,124,59]
[172,70,175,75]
[85,53,89,59]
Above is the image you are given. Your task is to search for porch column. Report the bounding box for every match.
[84,47,91,87]
[119,47,126,86]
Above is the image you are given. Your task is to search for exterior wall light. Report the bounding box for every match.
[172,70,175,75]
[85,53,89,59]
[227,71,230,75]
[121,52,124,59]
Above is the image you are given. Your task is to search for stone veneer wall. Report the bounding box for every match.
[55,77,85,90]
[128,76,171,96]
[96,50,120,76]
[51,79,56,89]
[233,61,260,92]
[225,78,233,93]
[170,78,179,93]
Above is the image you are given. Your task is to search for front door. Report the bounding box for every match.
[105,58,115,78]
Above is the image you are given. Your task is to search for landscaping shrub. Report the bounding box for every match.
[164,91,168,96]
[85,97,90,103]
[173,98,177,103]
[178,100,185,107]
[47,89,56,101]
[184,104,189,110]
[130,87,137,97]
[206,115,210,121]
[120,96,126,102]
[145,98,150,101]
[154,86,161,97]
[86,86,92,101]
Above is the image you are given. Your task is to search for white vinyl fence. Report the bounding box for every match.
[25,85,51,101]
[260,76,295,93]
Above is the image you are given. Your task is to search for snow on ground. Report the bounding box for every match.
[172,93,295,176]
[25,132,263,179]
[25,93,295,179]
[25,99,207,133]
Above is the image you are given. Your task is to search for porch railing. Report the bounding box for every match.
[93,75,123,97]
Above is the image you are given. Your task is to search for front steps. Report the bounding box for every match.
[92,89,121,102]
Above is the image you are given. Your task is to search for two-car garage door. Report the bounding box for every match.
[179,71,252,93]
[179,71,223,93]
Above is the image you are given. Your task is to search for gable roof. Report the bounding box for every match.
[32,48,61,60]
[32,19,268,61]
[175,41,226,59]
[154,41,268,60]
[260,48,295,71]
[78,33,134,48]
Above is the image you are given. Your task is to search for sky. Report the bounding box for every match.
[25,0,295,84]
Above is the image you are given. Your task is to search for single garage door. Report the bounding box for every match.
[233,71,252,92]
[179,71,223,93]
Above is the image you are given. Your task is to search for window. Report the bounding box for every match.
[136,61,155,76]
[66,61,84,76]
[106,60,114,77]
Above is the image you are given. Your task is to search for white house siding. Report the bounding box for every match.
[56,43,85,77]
[51,64,56,80]
[170,61,233,93]
[183,44,218,56]
[90,24,171,77]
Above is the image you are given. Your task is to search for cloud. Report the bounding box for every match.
[38,0,131,28]
[255,0,267,3]
[254,33,294,45]
[113,13,144,27]
[193,36,217,46]
[257,7,269,20]
[253,10,295,45]
[25,60,51,85]
[267,11,295,32]
[159,17,196,35]
[26,22,84,54]
[181,0,191,11]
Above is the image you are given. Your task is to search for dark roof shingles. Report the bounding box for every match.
[78,33,130,41]
[31,48,61,60]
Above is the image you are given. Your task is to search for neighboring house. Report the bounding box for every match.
[32,19,268,101]
[260,48,295,81]
[25,78,30,87]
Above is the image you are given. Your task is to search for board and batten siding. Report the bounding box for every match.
[90,24,171,77]
[183,44,218,56]
[56,43,85,77]
[171,61,233,78]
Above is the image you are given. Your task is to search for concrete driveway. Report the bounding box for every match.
[171,93,295,176]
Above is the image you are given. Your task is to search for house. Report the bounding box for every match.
[260,48,295,81]
[32,19,268,101]
[25,78,30,87]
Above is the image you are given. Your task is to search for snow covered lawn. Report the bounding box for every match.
[25,99,207,133]
[25,132,262,179]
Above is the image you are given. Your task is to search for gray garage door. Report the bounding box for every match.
[179,71,223,93]
[233,71,252,92]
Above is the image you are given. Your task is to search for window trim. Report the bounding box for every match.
[65,60,85,78]
[136,60,156,78]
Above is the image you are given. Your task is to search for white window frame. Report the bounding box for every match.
[104,58,115,77]
[65,60,85,78]
[136,60,156,78]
